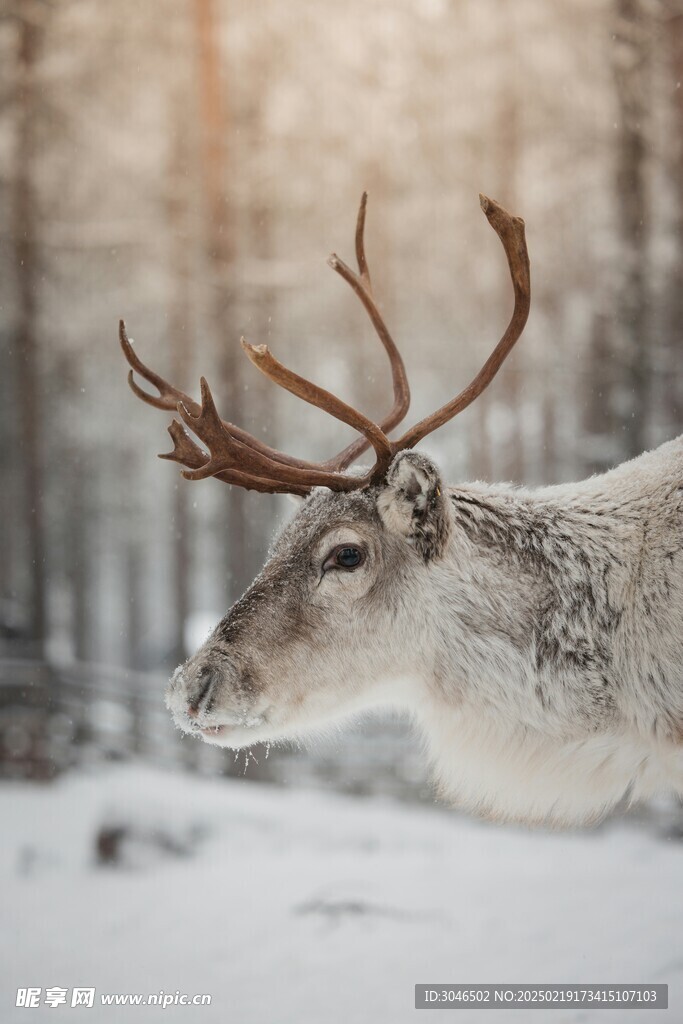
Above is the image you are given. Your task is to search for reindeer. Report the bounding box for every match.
[119,194,683,827]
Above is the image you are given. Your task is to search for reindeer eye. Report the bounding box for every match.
[323,544,366,572]
[337,546,363,568]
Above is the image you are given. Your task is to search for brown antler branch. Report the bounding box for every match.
[240,339,392,471]
[120,320,320,472]
[160,420,311,495]
[121,315,392,491]
[324,192,410,470]
[119,192,531,497]
[118,195,407,493]
[174,378,382,492]
[392,195,530,451]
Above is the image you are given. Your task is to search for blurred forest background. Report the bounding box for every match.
[0,0,681,791]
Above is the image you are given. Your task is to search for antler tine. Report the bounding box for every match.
[392,194,530,452]
[120,319,342,473]
[159,418,208,467]
[161,420,310,496]
[120,320,200,415]
[355,189,370,286]
[325,193,410,471]
[175,377,385,493]
[240,339,392,471]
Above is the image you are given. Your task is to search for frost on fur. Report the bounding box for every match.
[165,439,683,828]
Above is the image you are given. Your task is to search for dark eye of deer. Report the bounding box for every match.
[337,546,362,568]
[323,545,365,572]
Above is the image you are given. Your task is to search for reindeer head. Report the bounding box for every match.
[119,193,530,749]
[166,451,456,747]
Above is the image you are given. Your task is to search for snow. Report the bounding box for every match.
[2,765,681,1023]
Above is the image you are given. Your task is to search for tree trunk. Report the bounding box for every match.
[13,12,47,651]
[166,93,193,667]
[0,326,16,624]
[67,447,91,662]
[493,1,524,483]
[193,0,249,602]
[663,5,683,435]
[612,0,651,458]
[495,99,523,482]
[583,312,617,474]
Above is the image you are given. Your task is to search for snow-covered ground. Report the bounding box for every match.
[2,765,681,1023]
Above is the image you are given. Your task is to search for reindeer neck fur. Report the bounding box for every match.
[408,436,683,826]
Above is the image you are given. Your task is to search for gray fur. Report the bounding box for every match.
[166,438,683,827]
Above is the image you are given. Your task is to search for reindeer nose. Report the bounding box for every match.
[187,666,216,718]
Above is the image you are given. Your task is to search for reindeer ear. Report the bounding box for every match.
[377,451,451,561]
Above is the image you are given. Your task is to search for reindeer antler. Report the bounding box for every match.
[392,195,530,450]
[120,193,530,496]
